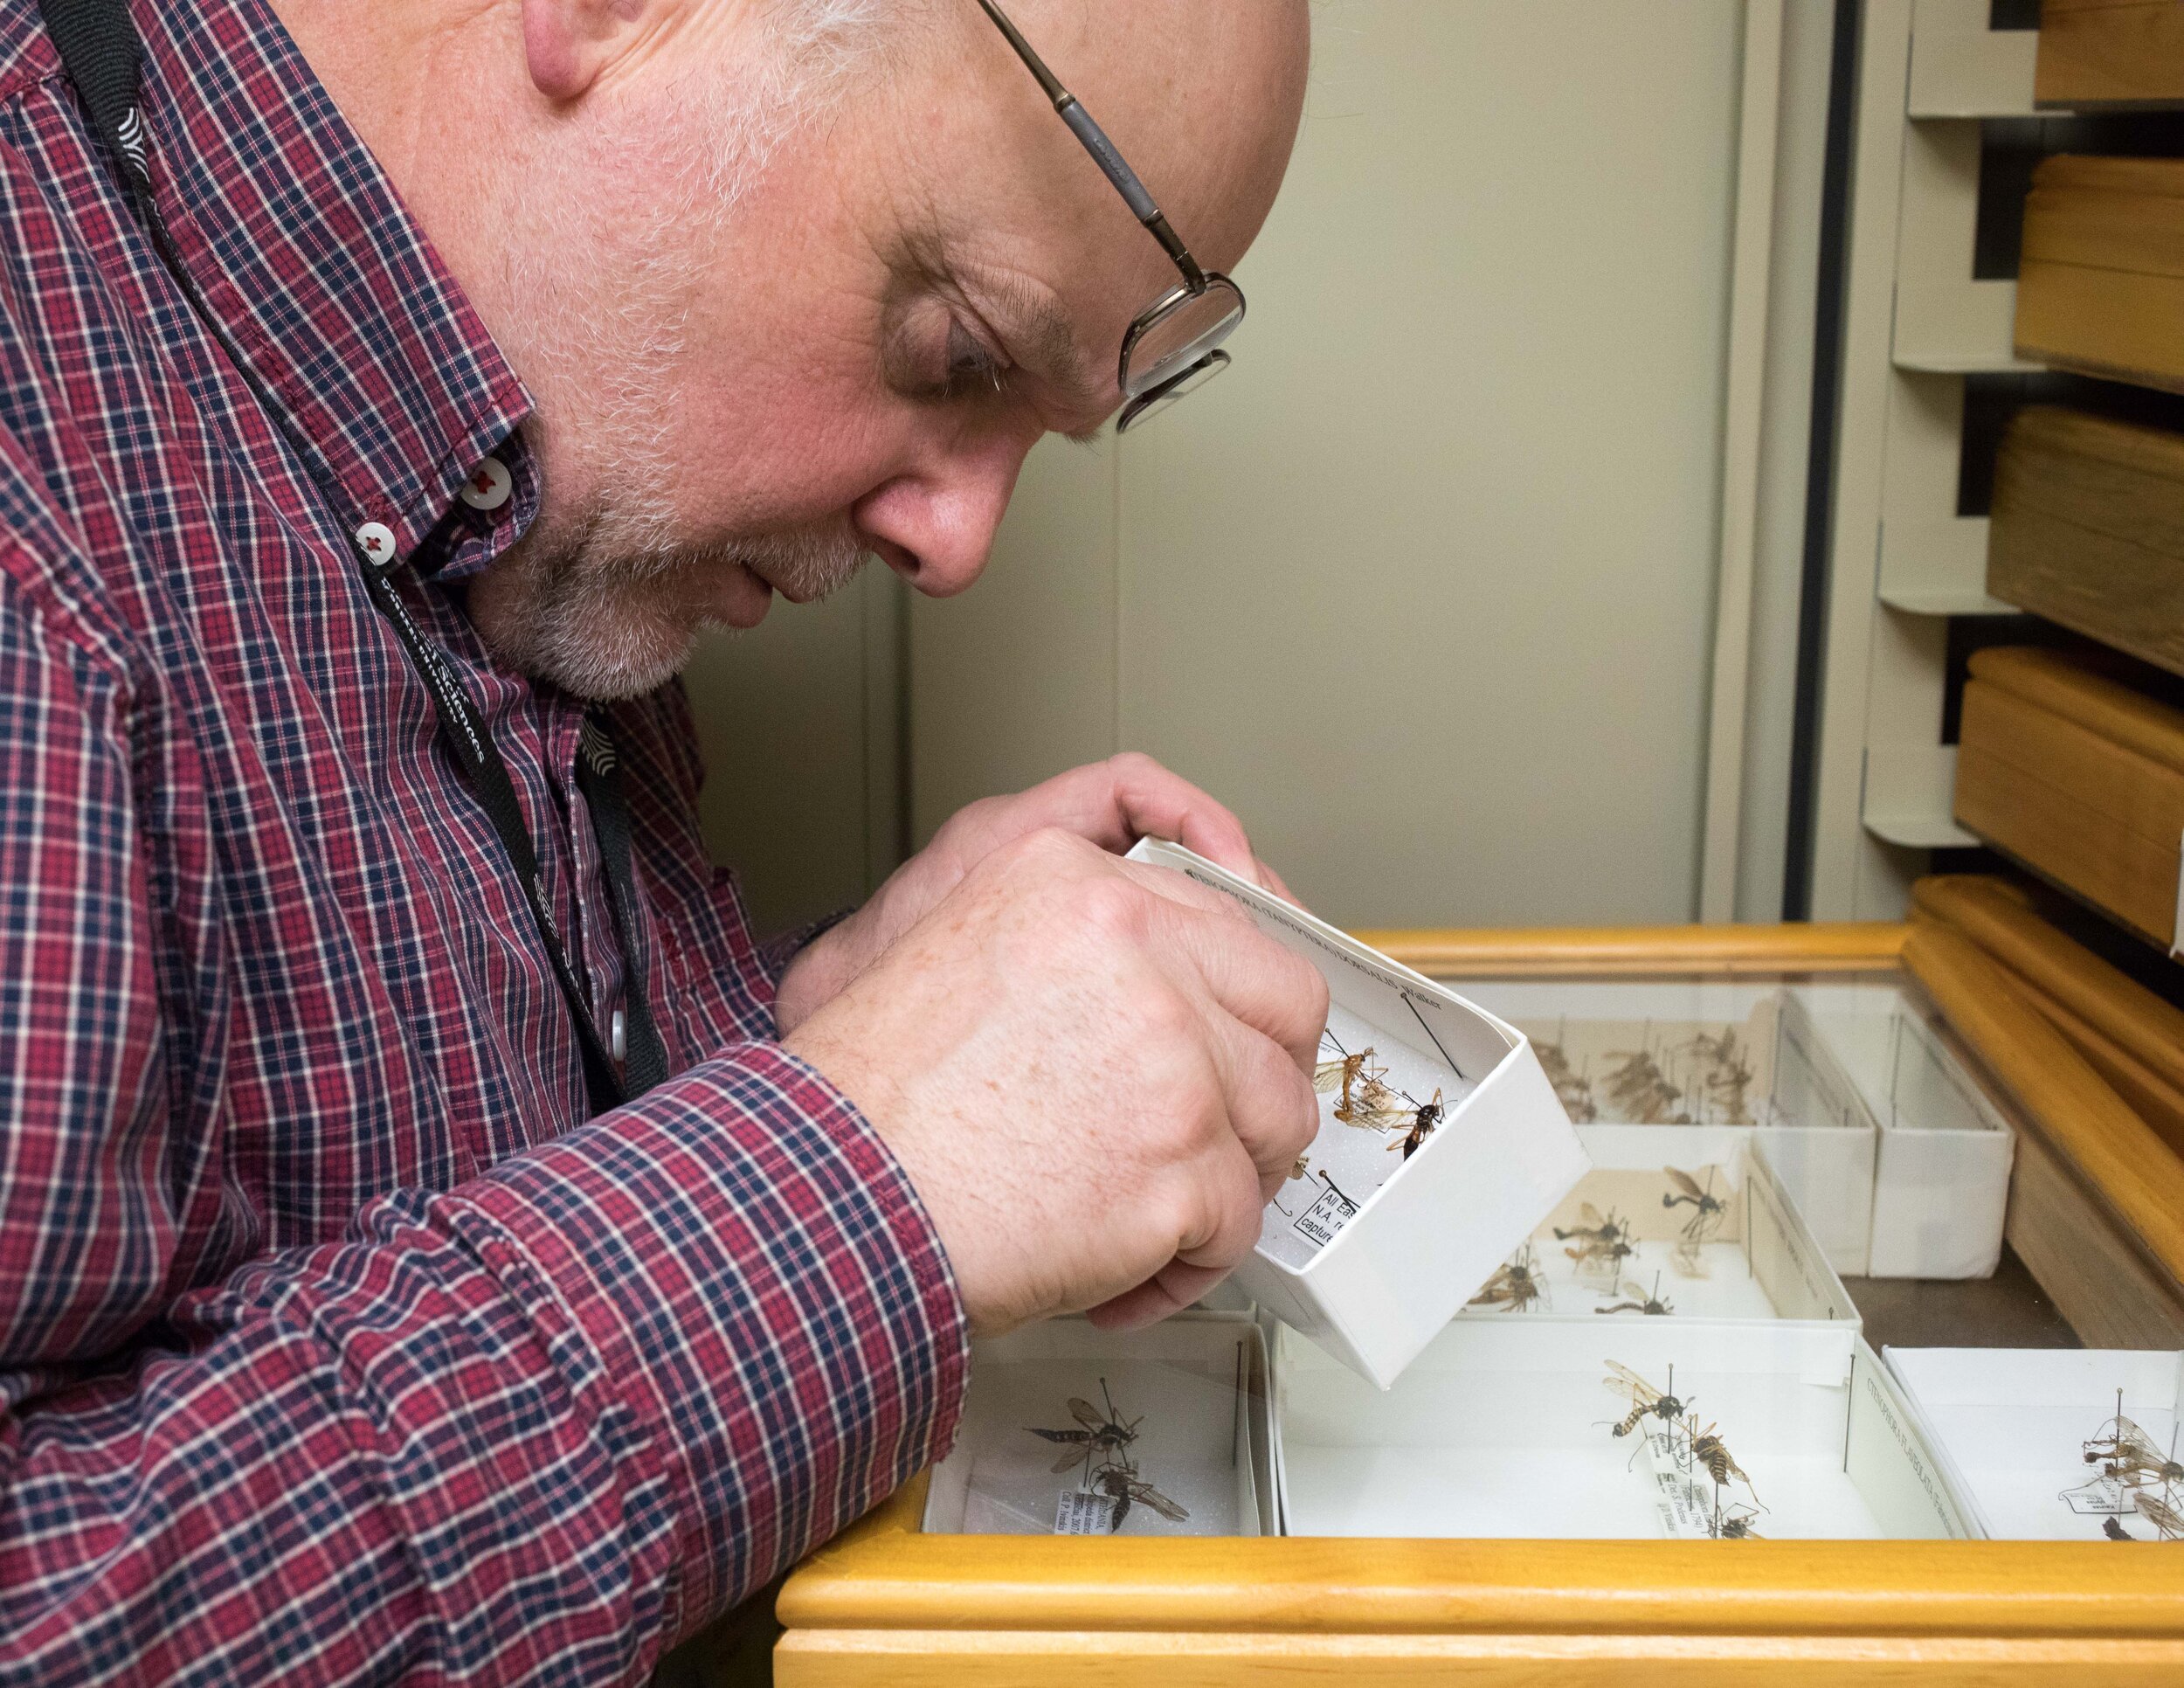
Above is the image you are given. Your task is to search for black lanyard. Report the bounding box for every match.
[38,0,669,1116]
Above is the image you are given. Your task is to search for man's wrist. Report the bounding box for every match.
[772,913,860,1036]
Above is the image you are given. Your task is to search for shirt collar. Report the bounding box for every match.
[128,0,537,570]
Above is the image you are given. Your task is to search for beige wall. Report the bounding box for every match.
[915,0,1748,929]
[693,0,1762,933]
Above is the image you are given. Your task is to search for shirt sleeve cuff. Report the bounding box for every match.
[446,1040,968,1641]
[755,907,856,993]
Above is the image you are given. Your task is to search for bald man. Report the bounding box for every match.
[0,0,1314,1680]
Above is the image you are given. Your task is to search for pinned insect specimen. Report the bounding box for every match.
[1316,1031,1403,1127]
[1678,1029,1756,1124]
[2064,1390,2184,1515]
[1600,1047,1692,1125]
[1598,1271,1674,1317]
[1089,1455,1190,1533]
[2081,1392,2184,1491]
[1469,1243,1545,1313]
[1663,1166,1729,1244]
[1557,1204,1636,1279]
[1688,1422,1760,1505]
[1026,1379,1140,1479]
[2105,1515,2135,1542]
[1386,1089,1445,1159]
[1660,1161,1730,1231]
[1710,1498,1765,1540]
[1536,1034,1597,1123]
[1604,1360,1688,1441]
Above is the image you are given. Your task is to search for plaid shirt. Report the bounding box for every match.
[0,0,966,1680]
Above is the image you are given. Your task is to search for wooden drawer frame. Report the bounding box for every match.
[777,924,2184,1686]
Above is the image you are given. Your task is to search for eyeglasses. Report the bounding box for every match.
[975,0,1246,432]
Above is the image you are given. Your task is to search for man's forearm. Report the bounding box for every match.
[0,1046,966,1685]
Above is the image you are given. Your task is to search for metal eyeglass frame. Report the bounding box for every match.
[974,0,1246,431]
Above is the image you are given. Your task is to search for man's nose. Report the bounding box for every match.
[851,424,1039,598]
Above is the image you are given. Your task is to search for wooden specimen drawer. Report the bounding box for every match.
[775,924,2184,1686]
[1954,647,2184,951]
[1989,407,2184,681]
[2017,156,2184,396]
[2037,0,2184,108]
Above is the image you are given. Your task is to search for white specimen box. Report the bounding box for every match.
[923,1312,1275,1538]
[1273,1318,1969,1541]
[1462,1125,1860,1329]
[1123,841,1589,1390]
[1793,983,2015,1280]
[1884,1347,2184,1540]
[1466,979,1881,1276]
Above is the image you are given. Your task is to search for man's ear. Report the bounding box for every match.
[521,0,649,101]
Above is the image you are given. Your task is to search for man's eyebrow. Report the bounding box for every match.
[995,289,1112,432]
[897,231,1114,434]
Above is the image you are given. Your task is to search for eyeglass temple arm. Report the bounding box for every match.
[973,0,1208,291]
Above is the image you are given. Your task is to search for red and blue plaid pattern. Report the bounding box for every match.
[0,1,966,1679]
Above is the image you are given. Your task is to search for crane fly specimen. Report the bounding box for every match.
[2081,1391,2184,1491]
[1026,1379,1140,1477]
[1557,1204,1636,1276]
[1604,1360,1688,1440]
[1535,1035,1597,1123]
[1600,1047,1691,1124]
[1089,1455,1190,1533]
[1678,1029,1756,1124]
[1468,1243,1545,1312]
[1662,1166,1728,1243]
[1597,1271,1674,1317]
[1315,1031,1400,1126]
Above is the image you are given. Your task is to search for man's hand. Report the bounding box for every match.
[783,828,1328,1335]
[774,754,1294,1036]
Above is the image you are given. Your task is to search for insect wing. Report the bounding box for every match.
[1579,1202,1607,1229]
[1051,1448,1089,1474]
[1665,1166,1705,1200]
[1605,1360,1662,1408]
[1067,1398,1109,1431]
[2137,1491,2184,1539]
[2111,1420,2170,1472]
[1135,1482,1192,1524]
[1313,1058,1351,1095]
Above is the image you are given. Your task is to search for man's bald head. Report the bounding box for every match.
[274,0,1309,696]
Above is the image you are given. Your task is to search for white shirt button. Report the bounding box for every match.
[355,522,397,565]
[459,456,513,512]
[611,1008,626,1062]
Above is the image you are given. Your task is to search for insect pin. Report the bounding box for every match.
[1598,1270,1673,1317]
[1089,1454,1189,1534]
[1026,1379,1140,1479]
[1604,1360,1687,1440]
[1468,1243,1545,1313]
